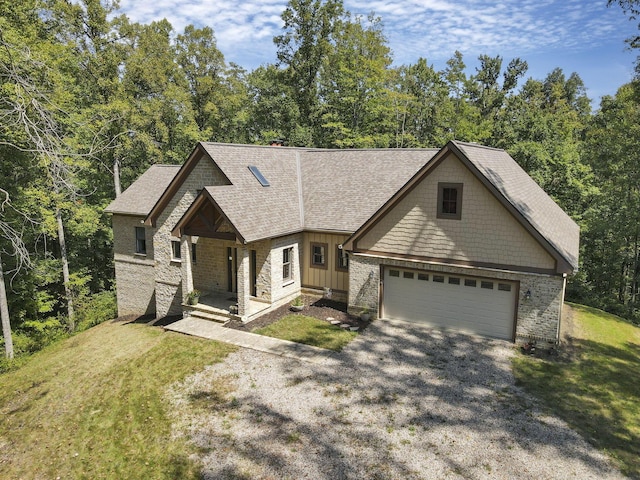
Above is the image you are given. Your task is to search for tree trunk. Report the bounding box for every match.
[0,255,14,359]
[113,157,121,198]
[56,207,74,330]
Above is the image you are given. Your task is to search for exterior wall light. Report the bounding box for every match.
[524,289,532,300]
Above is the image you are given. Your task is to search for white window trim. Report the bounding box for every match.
[171,239,182,262]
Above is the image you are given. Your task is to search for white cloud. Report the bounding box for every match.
[116,0,637,98]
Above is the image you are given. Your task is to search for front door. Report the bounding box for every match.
[227,247,237,293]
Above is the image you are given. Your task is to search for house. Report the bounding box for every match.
[105,141,579,343]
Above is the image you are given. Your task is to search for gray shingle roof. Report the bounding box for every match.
[453,141,579,270]
[300,149,437,232]
[199,144,303,243]
[104,165,180,216]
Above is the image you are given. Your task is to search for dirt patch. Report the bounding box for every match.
[224,295,369,332]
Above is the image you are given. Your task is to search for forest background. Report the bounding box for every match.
[1,0,640,365]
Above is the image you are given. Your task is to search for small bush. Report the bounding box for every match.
[74,290,117,332]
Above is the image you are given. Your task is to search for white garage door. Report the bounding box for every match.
[382,268,517,340]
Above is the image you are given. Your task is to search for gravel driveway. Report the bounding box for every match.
[167,319,625,480]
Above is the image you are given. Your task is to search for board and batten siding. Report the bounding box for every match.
[302,232,350,292]
[357,153,556,271]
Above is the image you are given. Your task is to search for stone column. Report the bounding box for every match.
[181,235,194,298]
[237,246,250,318]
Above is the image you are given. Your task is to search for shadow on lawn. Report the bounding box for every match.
[187,320,624,480]
[516,337,640,479]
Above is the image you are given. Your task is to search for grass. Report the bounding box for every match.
[254,314,357,351]
[0,320,236,480]
[513,303,640,479]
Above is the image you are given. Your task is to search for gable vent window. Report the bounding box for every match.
[437,182,463,220]
[248,165,270,186]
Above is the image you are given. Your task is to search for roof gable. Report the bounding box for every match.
[344,141,579,274]
[144,144,231,227]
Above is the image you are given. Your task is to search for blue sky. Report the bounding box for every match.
[117,0,638,105]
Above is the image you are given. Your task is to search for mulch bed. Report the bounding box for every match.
[224,295,369,332]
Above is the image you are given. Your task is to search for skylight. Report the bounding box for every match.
[248,165,270,187]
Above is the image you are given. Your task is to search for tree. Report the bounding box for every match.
[492,71,592,215]
[175,25,226,136]
[274,0,345,140]
[393,58,453,147]
[319,14,394,147]
[0,188,33,359]
[608,0,640,72]
[582,83,640,316]
[245,64,308,144]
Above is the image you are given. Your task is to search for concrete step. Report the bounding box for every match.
[188,309,229,324]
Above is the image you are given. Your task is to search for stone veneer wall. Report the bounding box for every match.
[252,239,272,301]
[154,157,229,317]
[269,234,303,307]
[192,237,236,294]
[348,254,565,342]
[111,214,156,316]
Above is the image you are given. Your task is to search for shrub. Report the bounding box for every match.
[74,290,117,332]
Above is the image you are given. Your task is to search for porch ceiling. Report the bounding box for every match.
[172,192,238,240]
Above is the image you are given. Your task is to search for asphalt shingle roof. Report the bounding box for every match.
[104,164,180,216]
[300,149,437,232]
[199,144,303,243]
[454,141,580,270]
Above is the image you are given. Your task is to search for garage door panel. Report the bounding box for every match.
[383,268,516,340]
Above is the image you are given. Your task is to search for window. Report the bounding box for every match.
[433,275,445,283]
[464,279,477,287]
[481,281,494,289]
[437,182,463,220]
[336,247,348,271]
[403,271,414,279]
[498,283,512,292]
[448,277,460,285]
[135,227,146,254]
[310,242,327,269]
[283,247,293,281]
[191,243,197,263]
[171,240,181,261]
[389,270,400,277]
[418,273,429,281]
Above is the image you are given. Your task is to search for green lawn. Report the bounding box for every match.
[255,314,358,351]
[0,320,236,480]
[513,303,640,479]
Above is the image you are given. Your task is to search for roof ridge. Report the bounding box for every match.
[452,140,504,152]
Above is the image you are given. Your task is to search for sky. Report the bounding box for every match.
[116,0,639,105]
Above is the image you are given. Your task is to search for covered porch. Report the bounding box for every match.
[172,190,273,322]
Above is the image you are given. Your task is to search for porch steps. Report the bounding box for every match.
[189,309,229,324]
[183,302,233,324]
